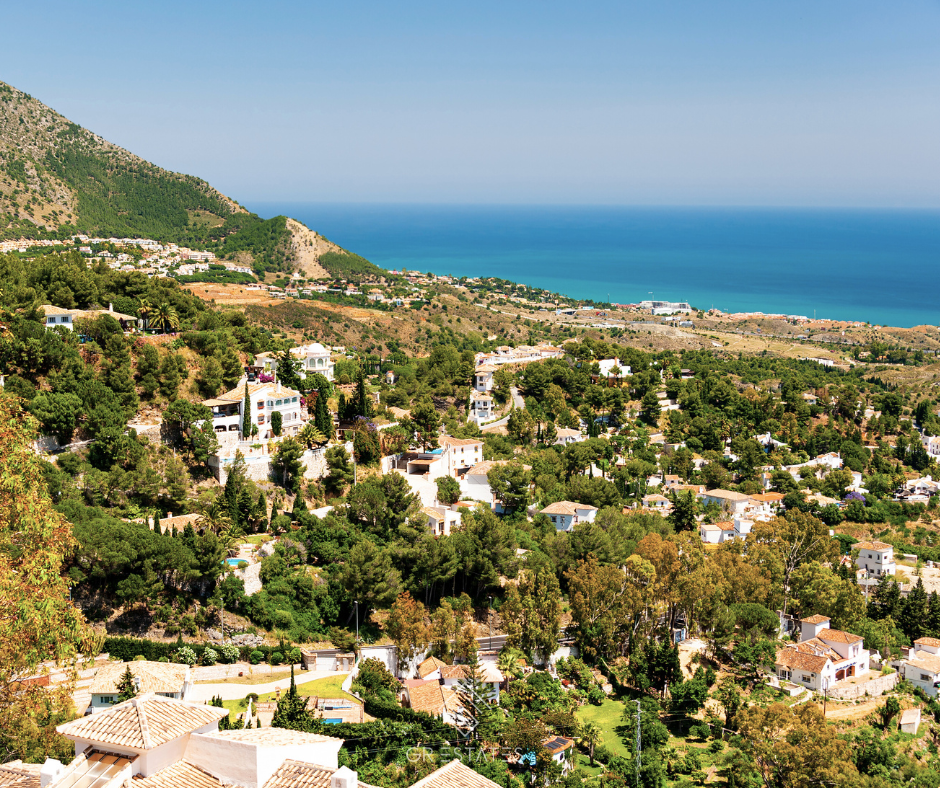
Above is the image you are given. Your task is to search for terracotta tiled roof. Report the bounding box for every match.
[703,489,751,501]
[716,521,736,531]
[775,646,829,673]
[541,500,597,515]
[555,428,581,438]
[200,728,343,746]
[439,663,503,683]
[750,492,785,502]
[905,653,940,674]
[407,760,502,788]
[133,761,224,788]
[263,761,380,788]
[157,513,203,533]
[817,628,863,645]
[854,540,893,551]
[440,436,483,449]
[417,656,448,679]
[407,684,463,717]
[212,381,302,404]
[801,614,831,625]
[914,637,940,648]
[56,693,227,749]
[90,660,188,695]
[0,761,40,788]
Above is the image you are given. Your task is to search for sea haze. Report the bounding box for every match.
[248,204,940,328]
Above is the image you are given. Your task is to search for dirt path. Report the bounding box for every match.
[824,697,881,720]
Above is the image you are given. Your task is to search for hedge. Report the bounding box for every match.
[100,636,295,665]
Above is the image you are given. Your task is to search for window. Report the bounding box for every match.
[922,674,931,682]
[257,401,265,410]
[258,415,265,424]
[267,400,274,408]
[99,696,115,704]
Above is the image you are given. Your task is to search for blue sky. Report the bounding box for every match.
[3,1,939,206]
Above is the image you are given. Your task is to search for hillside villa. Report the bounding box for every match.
[773,615,870,692]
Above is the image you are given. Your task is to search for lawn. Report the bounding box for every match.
[243,534,273,546]
[575,698,630,759]
[220,674,358,720]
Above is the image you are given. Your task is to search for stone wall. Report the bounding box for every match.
[827,671,898,700]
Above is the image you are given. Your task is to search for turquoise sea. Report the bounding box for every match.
[248,204,940,328]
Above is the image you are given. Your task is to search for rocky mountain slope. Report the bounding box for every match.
[0,80,244,240]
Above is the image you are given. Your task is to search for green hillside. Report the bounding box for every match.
[0,80,243,240]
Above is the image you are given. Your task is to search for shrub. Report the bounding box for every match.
[249,650,264,665]
[133,655,147,661]
[219,644,240,664]
[237,561,249,569]
[587,687,605,706]
[690,722,711,741]
[202,647,218,666]
[708,739,724,754]
[175,646,197,666]
[270,651,284,666]
[287,647,302,664]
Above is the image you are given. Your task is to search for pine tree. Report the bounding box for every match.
[116,665,138,702]
[927,591,940,638]
[159,351,182,400]
[271,666,309,730]
[899,577,929,641]
[455,651,496,739]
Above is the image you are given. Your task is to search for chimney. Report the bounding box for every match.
[40,759,64,788]
[331,767,358,788]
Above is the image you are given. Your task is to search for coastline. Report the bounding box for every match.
[248,202,940,329]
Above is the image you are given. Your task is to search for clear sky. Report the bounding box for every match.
[3,1,939,207]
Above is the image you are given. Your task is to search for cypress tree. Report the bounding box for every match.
[315,386,333,439]
[241,380,251,439]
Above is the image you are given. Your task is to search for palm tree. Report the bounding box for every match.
[579,721,602,766]
[497,649,524,682]
[150,302,180,334]
[136,298,153,330]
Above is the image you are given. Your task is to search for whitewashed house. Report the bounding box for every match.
[540,501,598,531]
[853,540,897,577]
[900,637,940,698]
[774,615,869,692]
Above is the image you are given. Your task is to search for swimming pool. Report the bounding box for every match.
[224,558,247,567]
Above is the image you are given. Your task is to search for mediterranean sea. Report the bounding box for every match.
[247,204,940,328]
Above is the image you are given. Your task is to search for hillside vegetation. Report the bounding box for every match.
[0,80,382,281]
[0,80,243,240]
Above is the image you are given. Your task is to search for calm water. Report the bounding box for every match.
[248,203,940,327]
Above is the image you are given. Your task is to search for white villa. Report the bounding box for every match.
[700,489,755,517]
[900,637,940,698]
[202,380,304,439]
[473,364,497,393]
[252,342,335,382]
[540,500,598,531]
[773,615,869,692]
[406,437,484,480]
[422,505,462,537]
[469,390,495,425]
[853,540,897,577]
[41,303,140,332]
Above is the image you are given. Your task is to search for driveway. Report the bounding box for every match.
[487,387,525,430]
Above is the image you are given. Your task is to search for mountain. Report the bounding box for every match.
[0,80,245,240]
[0,80,384,279]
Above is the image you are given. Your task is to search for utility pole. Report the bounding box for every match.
[634,699,642,788]
[354,600,359,649]
[488,596,493,652]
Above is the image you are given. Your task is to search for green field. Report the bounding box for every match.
[575,698,630,758]
[220,674,358,720]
